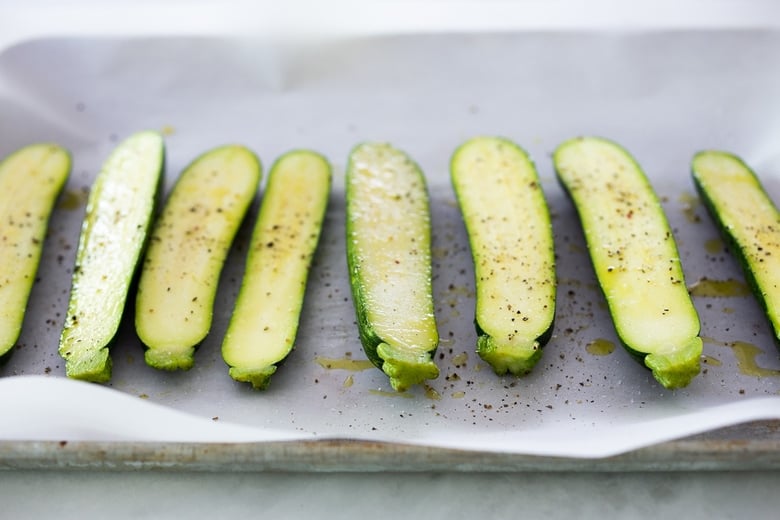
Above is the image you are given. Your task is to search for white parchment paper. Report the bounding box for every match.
[1,32,779,458]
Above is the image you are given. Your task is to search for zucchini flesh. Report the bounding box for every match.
[0,144,70,361]
[346,143,439,391]
[450,137,555,375]
[136,145,260,370]
[553,137,702,389]
[222,151,331,389]
[59,131,165,382]
[692,151,780,344]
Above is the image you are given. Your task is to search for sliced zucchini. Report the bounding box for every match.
[553,136,702,389]
[136,145,260,370]
[692,151,780,344]
[450,137,556,375]
[59,131,165,382]
[222,150,331,389]
[346,142,439,391]
[0,144,70,361]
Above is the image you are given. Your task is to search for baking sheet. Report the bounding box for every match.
[1,32,779,459]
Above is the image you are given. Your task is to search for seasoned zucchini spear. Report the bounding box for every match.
[692,150,780,344]
[450,137,555,375]
[0,144,70,362]
[136,145,260,370]
[222,150,331,389]
[60,131,165,382]
[553,136,702,389]
[346,142,439,391]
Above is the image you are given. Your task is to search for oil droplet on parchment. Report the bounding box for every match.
[58,188,89,211]
[705,337,780,377]
[424,385,442,400]
[678,192,702,223]
[701,355,722,367]
[729,341,780,378]
[451,352,468,366]
[705,238,724,254]
[702,336,728,347]
[315,356,375,371]
[585,338,615,356]
[689,278,751,298]
[368,389,413,399]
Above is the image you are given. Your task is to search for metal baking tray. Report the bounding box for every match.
[1,31,779,470]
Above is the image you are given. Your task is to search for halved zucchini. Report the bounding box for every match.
[553,136,702,389]
[450,136,556,375]
[346,142,439,391]
[136,145,260,370]
[59,131,165,382]
[0,144,70,362]
[692,151,780,344]
[222,150,331,389]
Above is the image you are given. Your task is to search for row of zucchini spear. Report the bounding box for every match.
[0,134,775,391]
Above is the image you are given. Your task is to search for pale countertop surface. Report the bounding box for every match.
[3,469,780,519]
[2,1,780,519]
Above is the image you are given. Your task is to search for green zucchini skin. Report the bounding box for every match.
[553,136,702,390]
[346,142,439,392]
[222,150,331,389]
[692,151,780,345]
[59,131,165,382]
[450,137,556,376]
[136,145,261,371]
[0,144,71,362]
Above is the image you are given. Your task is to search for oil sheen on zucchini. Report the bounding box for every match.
[346,142,439,391]
[692,151,780,344]
[553,136,702,389]
[136,145,260,371]
[222,150,331,389]
[59,131,165,382]
[450,137,555,375]
[0,144,70,362]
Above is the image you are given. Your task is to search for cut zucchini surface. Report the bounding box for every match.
[222,150,331,389]
[553,136,702,389]
[450,137,555,375]
[692,151,780,344]
[60,131,165,382]
[346,142,439,391]
[136,145,260,371]
[0,144,70,361]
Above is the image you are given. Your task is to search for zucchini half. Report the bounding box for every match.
[222,150,331,389]
[59,131,165,382]
[692,151,780,344]
[0,144,70,361]
[553,136,702,389]
[450,137,556,375]
[136,145,260,371]
[346,142,439,391]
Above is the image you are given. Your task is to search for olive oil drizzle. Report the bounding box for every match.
[729,341,780,378]
[368,389,413,399]
[704,237,724,254]
[315,356,375,371]
[703,337,780,377]
[57,188,89,211]
[585,338,616,356]
[679,192,702,223]
[689,278,751,298]
[701,355,722,367]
